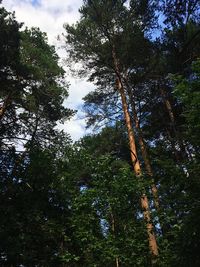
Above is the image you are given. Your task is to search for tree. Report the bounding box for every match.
[0,7,76,266]
[66,130,152,266]
[0,8,73,150]
[64,0,160,263]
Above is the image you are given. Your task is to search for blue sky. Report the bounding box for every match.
[31,0,40,6]
[2,0,93,140]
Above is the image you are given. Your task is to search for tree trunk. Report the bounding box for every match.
[130,92,159,210]
[116,256,120,267]
[117,78,158,262]
[134,109,159,209]
[112,47,158,264]
[110,209,120,267]
[160,88,175,126]
[121,75,160,212]
[160,87,191,164]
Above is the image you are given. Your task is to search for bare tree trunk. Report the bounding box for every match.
[112,47,158,264]
[160,87,191,164]
[117,78,158,261]
[160,88,175,126]
[116,257,120,267]
[130,93,159,210]
[121,75,160,211]
[110,210,120,267]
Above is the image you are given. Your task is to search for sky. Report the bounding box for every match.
[2,0,94,140]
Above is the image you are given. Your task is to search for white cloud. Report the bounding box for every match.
[2,0,94,141]
[58,112,91,142]
[2,0,81,43]
[66,78,94,108]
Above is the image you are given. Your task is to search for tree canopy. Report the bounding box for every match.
[0,1,200,266]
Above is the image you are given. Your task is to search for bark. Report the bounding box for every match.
[121,75,160,211]
[160,87,190,163]
[116,255,120,267]
[110,209,120,267]
[117,78,158,262]
[112,47,158,263]
[160,88,176,127]
[129,90,159,210]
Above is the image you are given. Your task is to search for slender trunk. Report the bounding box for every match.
[134,110,159,209]
[122,75,160,212]
[129,91,159,210]
[110,210,120,267]
[160,87,191,163]
[117,78,158,261]
[116,256,120,267]
[166,129,191,178]
[112,47,158,263]
[160,88,175,126]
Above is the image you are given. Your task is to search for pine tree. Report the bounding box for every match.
[64,0,160,263]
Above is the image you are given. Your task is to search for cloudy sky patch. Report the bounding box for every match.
[2,0,93,140]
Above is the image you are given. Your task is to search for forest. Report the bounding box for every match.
[0,0,200,266]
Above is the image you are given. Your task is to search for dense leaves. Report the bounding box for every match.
[0,1,200,266]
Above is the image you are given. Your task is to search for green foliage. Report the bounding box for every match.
[0,147,73,266]
[67,132,151,266]
[0,9,74,150]
[0,1,200,266]
[173,59,200,146]
[64,1,200,266]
